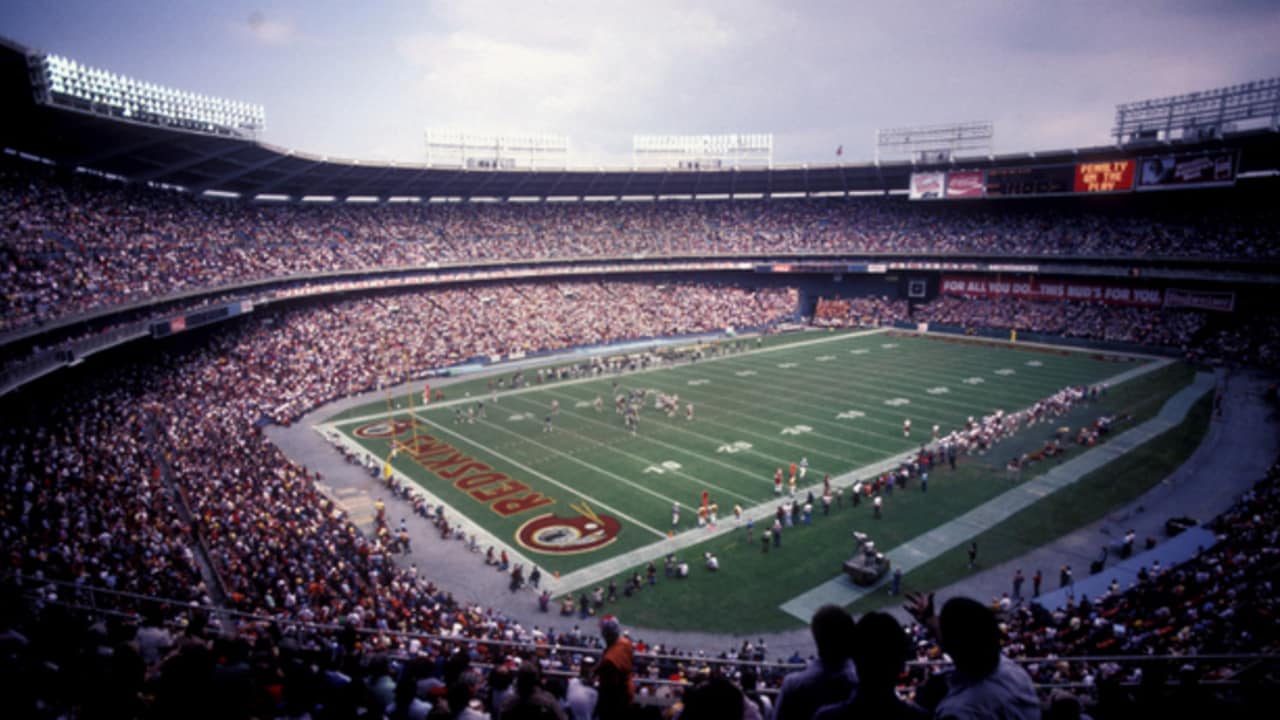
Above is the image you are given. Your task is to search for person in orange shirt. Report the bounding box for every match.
[595,616,634,718]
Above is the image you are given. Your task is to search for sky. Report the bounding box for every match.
[2,0,1277,167]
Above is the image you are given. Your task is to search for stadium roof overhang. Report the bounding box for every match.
[4,38,1279,202]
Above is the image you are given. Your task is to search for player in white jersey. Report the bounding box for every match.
[903,418,911,438]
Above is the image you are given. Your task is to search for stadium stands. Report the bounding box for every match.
[4,156,1279,334]
[4,129,1280,717]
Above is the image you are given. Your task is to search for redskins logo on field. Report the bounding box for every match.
[353,419,414,439]
[516,503,622,555]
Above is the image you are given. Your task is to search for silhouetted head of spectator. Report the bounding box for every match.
[852,611,910,690]
[1045,689,1085,720]
[939,596,1001,677]
[515,660,542,699]
[811,604,856,667]
[680,674,743,720]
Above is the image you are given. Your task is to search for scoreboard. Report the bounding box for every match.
[986,165,1074,197]
[1073,160,1135,193]
[912,151,1233,200]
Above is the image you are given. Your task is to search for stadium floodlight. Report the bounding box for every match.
[632,133,773,170]
[28,52,265,139]
[424,130,570,170]
[875,121,993,164]
[1113,77,1280,145]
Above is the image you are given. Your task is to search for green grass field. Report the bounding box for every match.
[580,360,1201,632]
[321,329,1188,615]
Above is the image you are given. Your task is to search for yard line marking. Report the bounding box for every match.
[505,392,768,494]
[547,382,871,470]
[697,346,1029,418]
[437,410,699,515]
[330,328,894,425]
[633,374,936,449]
[411,412,667,538]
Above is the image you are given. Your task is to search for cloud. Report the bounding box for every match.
[244,11,296,46]
[394,1,760,163]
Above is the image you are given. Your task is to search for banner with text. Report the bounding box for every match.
[1138,152,1237,191]
[1073,160,1135,193]
[940,275,1163,307]
[909,172,945,200]
[1163,288,1235,312]
[946,170,985,198]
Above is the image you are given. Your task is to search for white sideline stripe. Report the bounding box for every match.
[553,355,1175,592]
[411,412,668,539]
[316,427,539,575]
[316,332,1174,594]
[327,328,893,427]
[777,360,1189,621]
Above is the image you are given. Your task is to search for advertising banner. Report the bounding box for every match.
[1163,288,1235,312]
[945,170,985,198]
[940,275,1163,307]
[1138,153,1237,190]
[909,171,945,200]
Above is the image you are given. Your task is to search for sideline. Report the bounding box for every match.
[777,371,1214,621]
[309,334,1171,597]
[549,357,1171,595]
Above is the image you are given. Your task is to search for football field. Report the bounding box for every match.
[320,329,1158,580]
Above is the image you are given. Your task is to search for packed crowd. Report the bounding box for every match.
[811,295,910,328]
[915,296,1208,349]
[0,279,796,658]
[913,295,1280,370]
[1,264,1278,715]
[4,158,1277,332]
[228,280,795,424]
